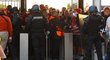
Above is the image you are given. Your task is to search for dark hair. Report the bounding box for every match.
[21,9,26,12]
[11,7,19,13]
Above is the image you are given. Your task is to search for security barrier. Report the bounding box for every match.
[64,33,73,60]
[20,33,28,60]
[20,33,106,60]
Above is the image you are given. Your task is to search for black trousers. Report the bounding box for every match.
[11,33,20,60]
[107,42,110,60]
[84,35,103,60]
[73,35,81,55]
[30,33,46,60]
[48,33,61,60]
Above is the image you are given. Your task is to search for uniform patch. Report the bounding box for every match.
[33,16,43,20]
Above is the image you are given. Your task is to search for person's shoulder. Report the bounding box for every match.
[106,16,110,24]
[94,14,104,20]
[83,16,89,22]
[107,16,110,21]
[3,15,10,19]
[26,14,33,18]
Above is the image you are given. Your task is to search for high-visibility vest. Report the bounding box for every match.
[48,16,55,23]
[48,16,64,37]
[56,26,64,37]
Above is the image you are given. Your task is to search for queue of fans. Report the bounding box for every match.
[0,4,110,60]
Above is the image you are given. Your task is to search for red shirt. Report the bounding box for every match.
[20,12,28,25]
[71,16,80,35]
[0,15,13,37]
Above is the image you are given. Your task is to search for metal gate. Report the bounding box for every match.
[0,0,21,8]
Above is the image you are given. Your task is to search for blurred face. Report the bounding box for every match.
[80,9,83,14]
[64,10,69,16]
[13,9,19,14]
[62,7,66,13]
[104,9,110,16]
[53,10,58,17]
[49,8,53,13]
[45,5,48,10]
[7,5,12,10]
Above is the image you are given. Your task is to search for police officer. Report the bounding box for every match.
[82,6,105,60]
[26,5,48,60]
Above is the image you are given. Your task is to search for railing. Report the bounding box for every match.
[20,33,106,60]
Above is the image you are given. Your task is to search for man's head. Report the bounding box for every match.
[89,5,98,14]
[32,4,40,12]
[40,4,46,11]
[75,8,82,14]
[7,5,12,10]
[12,7,19,14]
[0,8,5,15]
[103,7,110,16]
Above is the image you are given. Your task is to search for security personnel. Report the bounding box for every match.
[82,6,104,60]
[26,5,48,60]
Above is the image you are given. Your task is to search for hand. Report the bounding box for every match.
[46,31,50,35]
[0,37,2,42]
[99,32,105,39]
[69,25,72,28]
[9,37,12,43]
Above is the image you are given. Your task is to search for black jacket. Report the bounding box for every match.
[26,12,48,33]
[82,14,105,35]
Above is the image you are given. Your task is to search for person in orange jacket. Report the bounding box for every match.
[0,8,13,51]
[48,8,63,60]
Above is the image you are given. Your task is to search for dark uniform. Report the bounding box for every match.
[26,5,48,60]
[82,6,105,60]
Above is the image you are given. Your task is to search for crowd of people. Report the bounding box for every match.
[0,3,110,60]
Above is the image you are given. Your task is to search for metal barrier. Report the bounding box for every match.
[64,33,73,60]
[20,33,74,60]
[20,33,106,60]
[20,33,28,60]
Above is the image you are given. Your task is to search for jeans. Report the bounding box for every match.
[84,35,103,60]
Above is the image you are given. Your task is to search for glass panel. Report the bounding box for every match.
[72,0,78,9]
[101,0,110,6]
[83,0,93,13]
[0,0,21,8]
[101,0,110,10]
